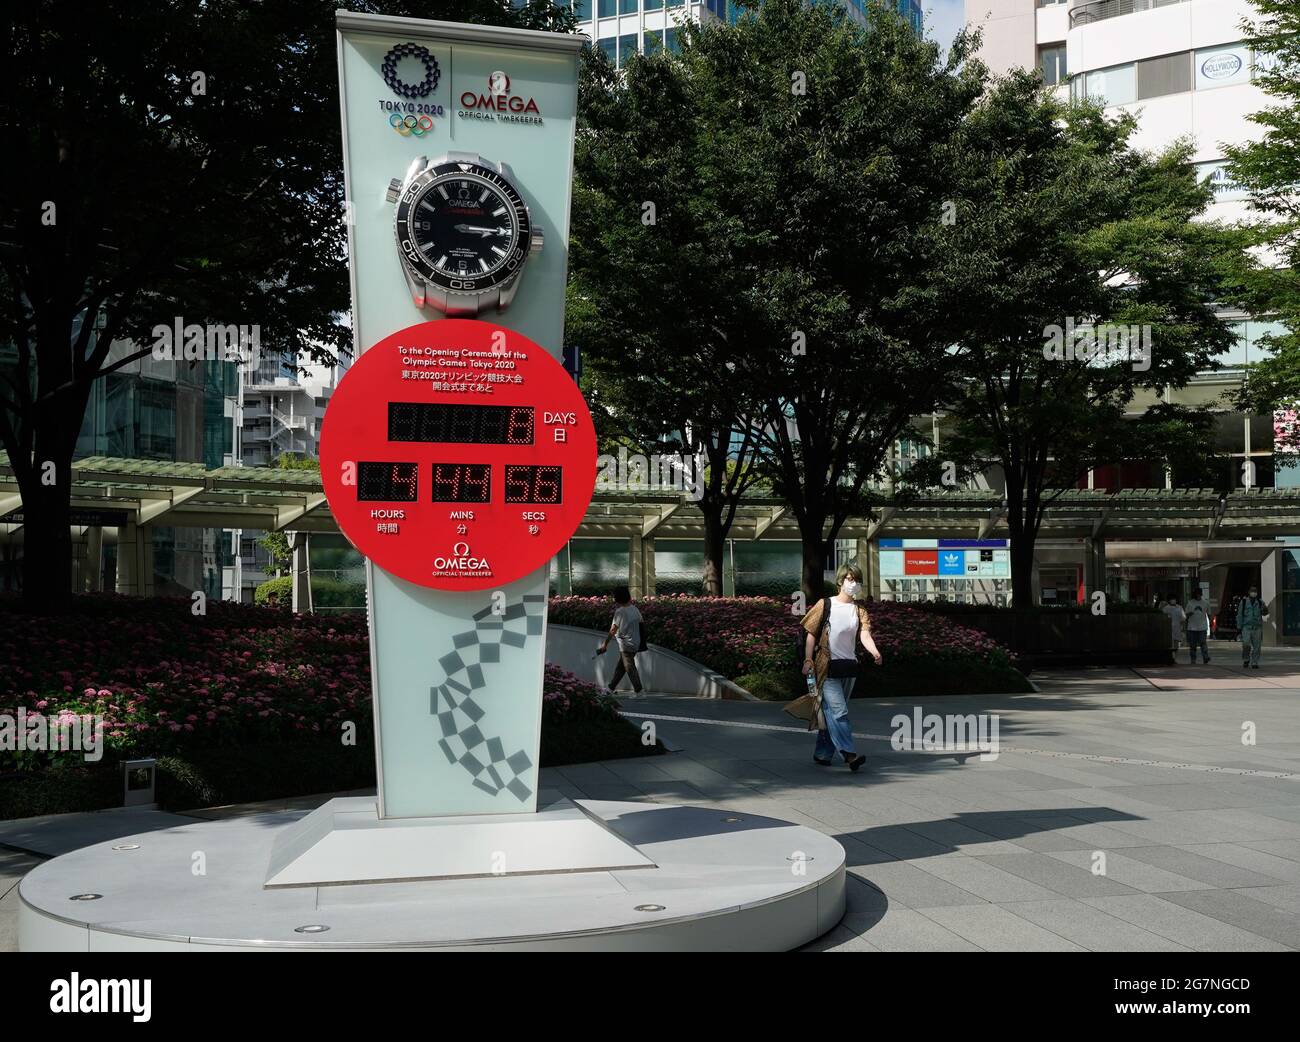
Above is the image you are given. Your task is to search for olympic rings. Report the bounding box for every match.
[389,112,435,136]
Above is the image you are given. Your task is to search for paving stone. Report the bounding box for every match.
[919,904,1085,952]
[1043,849,1213,894]
[999,898,1191,952]
[1116,845,1290,888]
[847,860,987,909]
[1179,842,1300,883]
[1156,889,1300,948]
[910,853,1062,903]
[1083,894,1292,952]
[972,851,1139,898]
[847,906,983,952]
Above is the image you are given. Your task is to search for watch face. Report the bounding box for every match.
[395,160,531,295]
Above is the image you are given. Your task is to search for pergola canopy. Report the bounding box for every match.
[2,454,1299,541]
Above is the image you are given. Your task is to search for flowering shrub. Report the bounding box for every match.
[0,597,372,770]
[0,597,639,774]
[541,663,624,725]
[548,594,1015,679]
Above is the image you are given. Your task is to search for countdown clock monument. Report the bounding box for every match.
[17,12,845,951]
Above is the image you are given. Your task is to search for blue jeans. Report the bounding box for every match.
[1241,625,1262,666]
[1187,629,1209,663]
[815,675,857,759]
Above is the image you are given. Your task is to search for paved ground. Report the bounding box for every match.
[4,650,1300,951]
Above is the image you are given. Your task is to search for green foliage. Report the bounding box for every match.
[254,575,292,605]
[0,0,575,611]
[915,75,1246,602]
[571,1,988,599]
[311,576,366,608]
[1224,1,1300,416]
[257,530,292,575]
[736,670,805,701]
[273,453,322,471]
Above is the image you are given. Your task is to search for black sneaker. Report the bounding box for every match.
[846,754,867,772]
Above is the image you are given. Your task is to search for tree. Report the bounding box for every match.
[922,74,1243,607]
[0,0,573,613]
[684,1,986,601]
[1224,0,1300,419]
[569,37,770,595]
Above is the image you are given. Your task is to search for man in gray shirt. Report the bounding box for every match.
[598,585,644,693]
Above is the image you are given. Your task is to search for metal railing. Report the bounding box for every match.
[1070,0,1188,29]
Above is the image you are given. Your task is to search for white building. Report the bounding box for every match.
[227,353,344,602]
[967,0,1268,225]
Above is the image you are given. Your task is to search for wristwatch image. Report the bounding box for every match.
[385,151,543,317]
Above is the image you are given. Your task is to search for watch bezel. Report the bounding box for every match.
[395,160,531,295]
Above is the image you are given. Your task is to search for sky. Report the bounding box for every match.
[924,0,966,53]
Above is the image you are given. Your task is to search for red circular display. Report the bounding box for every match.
[320,319,596,591]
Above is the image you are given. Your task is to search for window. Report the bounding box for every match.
[665,26,681,52]
[644,0,663,8]
[644,29,663,55]
[597,37,616,64]
[619,0,637,12]
[1136,52,1191,100]
[1195,43,1251,90]
[1039,44,1067,86]
[619,33,638,67]
[598,0,616,16]
[1085,64,1136,106]
[667,0,684,8]
[1196,159,1249,202]
[572,0,591,19]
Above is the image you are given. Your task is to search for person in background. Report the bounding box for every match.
[1162,596,1186,659]
[598,586,644,693]
[799,563,882,772]
[1184,591,1211,665]
[1237,586,1269,669]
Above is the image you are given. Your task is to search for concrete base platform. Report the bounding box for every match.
[18,800,846,951]
[264,797,656,887]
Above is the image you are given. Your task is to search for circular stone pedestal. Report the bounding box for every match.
[19,800,845,951]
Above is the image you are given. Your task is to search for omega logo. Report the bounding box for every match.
[460,70,540,114]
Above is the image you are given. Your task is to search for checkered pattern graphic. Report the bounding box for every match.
[430,594,545,802]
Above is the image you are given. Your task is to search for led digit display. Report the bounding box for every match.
[504,465,562,504]
[357,461,419,502]
[320,320,597,591]
[388,402,534,445]
[431,463,492,503]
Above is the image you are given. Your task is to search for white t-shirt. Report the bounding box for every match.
[1185,599,1210,631]
[828,600,859,660]
[612,604,642,653]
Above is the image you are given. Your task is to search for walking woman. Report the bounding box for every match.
[800,563,883,771]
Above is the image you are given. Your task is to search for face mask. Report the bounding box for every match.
[1249,591,1258,599]
[842,580,862,598]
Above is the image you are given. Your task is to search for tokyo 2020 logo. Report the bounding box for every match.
[382,42,440,98]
